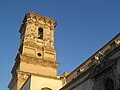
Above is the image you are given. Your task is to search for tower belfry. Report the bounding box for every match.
[8,12,62,90]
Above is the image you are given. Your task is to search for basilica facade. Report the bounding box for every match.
[8,12,120,90]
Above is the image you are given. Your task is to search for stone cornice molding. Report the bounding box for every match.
[17,71,61,80]
[20,54,59,69]
[23,12,57,28]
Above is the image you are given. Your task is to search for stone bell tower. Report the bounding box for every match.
[8,12,62,90]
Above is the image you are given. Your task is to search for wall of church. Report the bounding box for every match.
[66,71,77,84]
[116,57,120,88]
[117,58,120,75]
[20,62,57,77]
[72,79,94,90]
[61,79,94,90]
[30,75,62,90]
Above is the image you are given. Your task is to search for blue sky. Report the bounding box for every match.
[0,0,120,89]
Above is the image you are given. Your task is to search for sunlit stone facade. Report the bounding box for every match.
[8,12,120,90]
[8,12,62,90]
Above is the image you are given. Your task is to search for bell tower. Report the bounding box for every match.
[8,12,62,90]
[19,12,57,62]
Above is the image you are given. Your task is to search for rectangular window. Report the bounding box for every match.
[38,28,43,39]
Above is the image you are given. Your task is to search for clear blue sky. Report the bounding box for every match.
[0,0,120,89]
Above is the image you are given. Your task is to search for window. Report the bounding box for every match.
[38,28,43,39]
[104,78,114,90]
[37,53,42,57]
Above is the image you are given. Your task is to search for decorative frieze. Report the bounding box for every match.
[24,12,57,28]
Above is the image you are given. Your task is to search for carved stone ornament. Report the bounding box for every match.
[24,41,38,48]
[26,19,34,25]
[17,72,30,81]
[25,12,57,27]
[44,24,50,29]
[50,26,54,30]
[35,21,40,27]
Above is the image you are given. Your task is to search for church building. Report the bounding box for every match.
[8,12,120,90]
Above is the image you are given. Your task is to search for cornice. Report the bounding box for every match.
[20,54,59,69]
[24,12,57,28]
[18,71,61,80]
